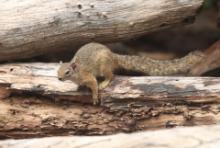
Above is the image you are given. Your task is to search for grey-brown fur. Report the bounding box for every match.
[58,42,205,104]
[113,50,204,76]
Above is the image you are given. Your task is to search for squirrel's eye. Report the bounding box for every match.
[65,70,70,75]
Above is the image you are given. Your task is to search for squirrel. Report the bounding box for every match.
[57,42,205,105]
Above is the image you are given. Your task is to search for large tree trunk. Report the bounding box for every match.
[0,125,219,148]
[0,0,203,61]
[0,63,219,139]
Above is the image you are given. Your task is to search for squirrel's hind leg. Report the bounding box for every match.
[98,65,114,90]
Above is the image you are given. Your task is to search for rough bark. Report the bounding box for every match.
[0,63,219,138]
[0,0,203,61]
[0,125,220,148]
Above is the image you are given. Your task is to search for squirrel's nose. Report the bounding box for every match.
[58,77,63,81]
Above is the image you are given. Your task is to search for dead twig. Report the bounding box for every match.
[189,40,220,75]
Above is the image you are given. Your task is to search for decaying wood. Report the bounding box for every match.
[0,63,219,138]
[190,40,220,75]
[0,0,203,61]
[0,125,220,148]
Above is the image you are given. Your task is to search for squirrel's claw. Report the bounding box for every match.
[93,98,99,105]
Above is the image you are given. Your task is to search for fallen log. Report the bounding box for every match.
[0,125,220,148]
[0,0,203,61]
[0,63,219,138]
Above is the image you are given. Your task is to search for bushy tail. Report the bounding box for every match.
[113,51,205,76]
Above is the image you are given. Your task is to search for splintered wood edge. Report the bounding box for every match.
[0,63,219,104]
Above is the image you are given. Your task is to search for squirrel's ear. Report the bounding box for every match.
[59,61,63,64]
[74,58,80,64]
[70,63,77,69]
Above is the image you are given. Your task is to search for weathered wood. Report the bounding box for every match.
[1,125,220,148]
[0,0,203,61]
[0,63,219,138]
[0,63,220,103]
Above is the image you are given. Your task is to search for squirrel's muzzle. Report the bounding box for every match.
[58,77,63,81]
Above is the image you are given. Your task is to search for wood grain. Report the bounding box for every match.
[0,0,203,61]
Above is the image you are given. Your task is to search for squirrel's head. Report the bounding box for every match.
[57,62,78,81]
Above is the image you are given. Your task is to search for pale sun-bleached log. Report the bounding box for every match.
[0,125,220,148]
[0,0,203,61]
